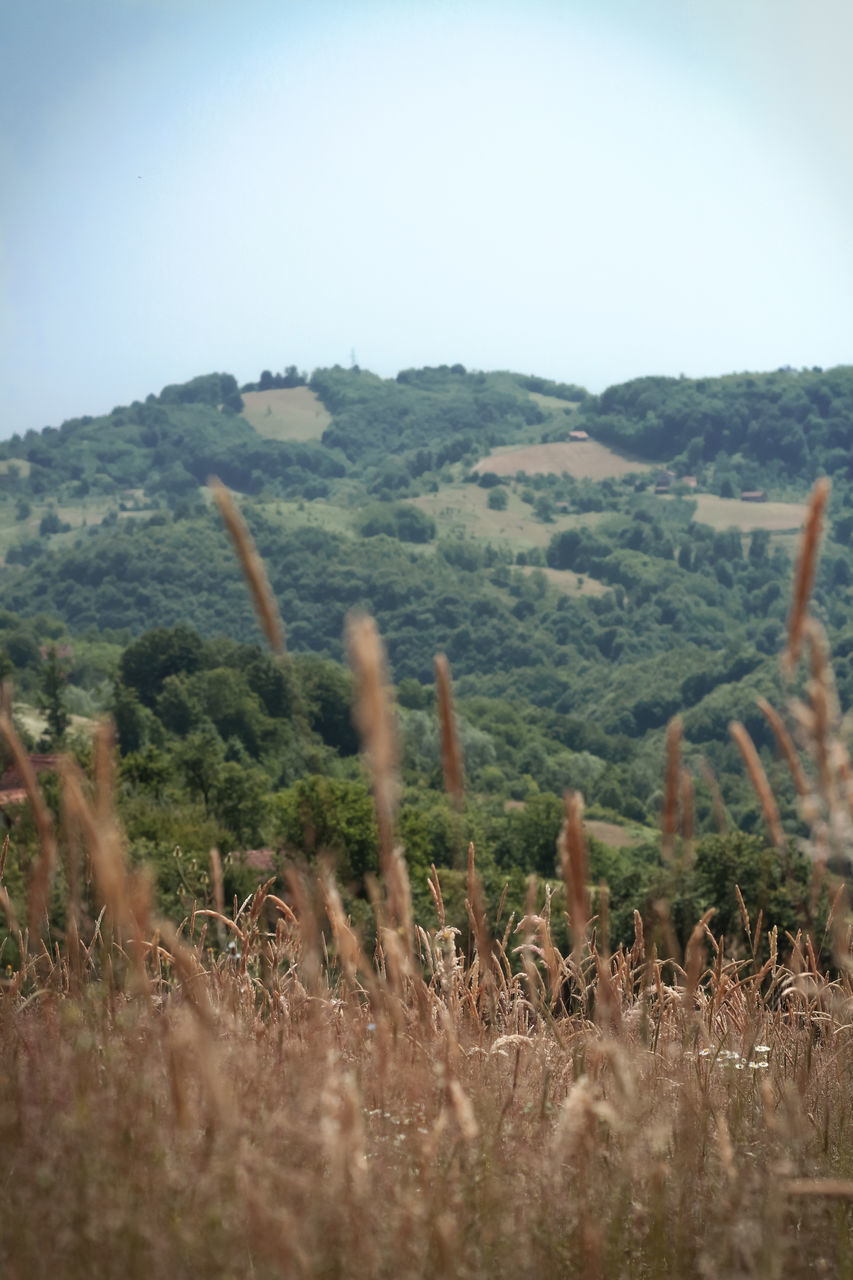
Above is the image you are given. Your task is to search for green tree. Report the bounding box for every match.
[272,775,379,886]
[212,762,268,845]
[748,529,770,565]
[120,625,203,708]
[175,725,224,809]
[37,646,69,743]
[111,684,151,755]
[487,488,508,511]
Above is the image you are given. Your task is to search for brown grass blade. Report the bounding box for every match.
[684,908,715,1006]
[0,711,57,934]
[729,720,786,852]
[783,1179,853,1201]
[209,847,225,918]
[784,475,830,673]
[560,791,589,955]
[434,653,464,807]
[209,476,286,655]
[756,696,809,798]
[345,613,398,874]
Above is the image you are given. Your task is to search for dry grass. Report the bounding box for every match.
[473,440,654,481]
[0,476,851,1279]
[663,492,809,533]
[526,391,583,415]
[583,818,650,848]
[408,483,610,569]
[241,387,332,441]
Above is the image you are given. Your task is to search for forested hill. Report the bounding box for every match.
[0,365,571,506]
[573,365,853,488]
[2,360,853,942]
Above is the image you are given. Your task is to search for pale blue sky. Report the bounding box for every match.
[1,0,851,437]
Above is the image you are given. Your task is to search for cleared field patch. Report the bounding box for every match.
[241,387,332,442]
[409,484,606,551]
[527,392,580,416]
[585,818,651,848]
[665,492,808,533]
[253,496,356,538]
[474,440,654,481]
[13,703,96,742]
[521,564,609,598]
[0,458,31,477]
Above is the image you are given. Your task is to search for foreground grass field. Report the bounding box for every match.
[0,478,850,1279]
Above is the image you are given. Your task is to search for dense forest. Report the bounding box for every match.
[1,360,851,954]
[573,365,853,490]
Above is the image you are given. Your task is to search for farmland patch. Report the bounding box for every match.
[664,492,808,533]
[409,484,606,551]
[241,387,332,442]
[473,440,654,481]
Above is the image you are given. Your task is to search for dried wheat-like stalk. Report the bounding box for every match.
[680,766,695,865]
[560,791,589,955]
[434,653,464,806]
[0,711,56,934]
[320,868,372,993]
[784,475,830,673]
[346,613,398,873]
[209,477,286,655]
[209,848,225,918]
[60,755,129,932]
[729,720,786,851]
[465,842,496,1005]
[756,696,810,799]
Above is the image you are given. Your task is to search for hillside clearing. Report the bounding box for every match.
[474,439,654,480]
[13,703,96,741]
[241,387,332,441]
[409,484,607,550]
[584,818,649,848]
[0,458,31,476]
[521,564,609,598]
[661,492,808,532]
[527,391,581,415]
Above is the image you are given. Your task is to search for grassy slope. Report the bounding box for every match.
[240,386,332,441]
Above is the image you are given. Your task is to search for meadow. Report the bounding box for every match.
[240,386,333,441]
[665,492,808,534]
[473,438,654,481]
[0,479,850,1278]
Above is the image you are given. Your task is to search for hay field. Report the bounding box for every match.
[527,391,581,415]
[661,492,808,533]
[584,817,648,847]
[0,458,31,477]
[241,387,332,441]
[521,563,609,598]
[474,440,654,481]
[409,484,607,551]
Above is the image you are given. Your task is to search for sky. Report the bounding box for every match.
[1,0,852,437]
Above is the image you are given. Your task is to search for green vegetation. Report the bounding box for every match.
[2,359,853,933]
[575,364,853,489]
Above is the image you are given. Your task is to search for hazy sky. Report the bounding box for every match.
[2,0,851,437]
